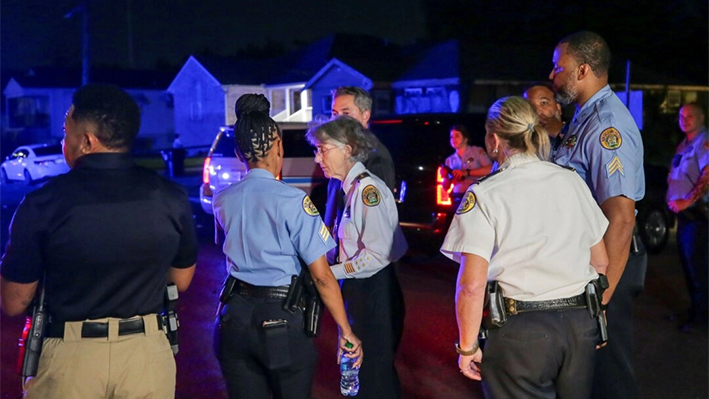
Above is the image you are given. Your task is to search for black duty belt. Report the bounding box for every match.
[47,315,157,338]
[236,280,290,300]
[504,293,587,315]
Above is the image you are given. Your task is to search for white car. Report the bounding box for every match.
[1,144,70,183]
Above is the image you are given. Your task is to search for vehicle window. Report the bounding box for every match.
[32,145,62,157]
[281,129,312,158]
[212,130,236,158]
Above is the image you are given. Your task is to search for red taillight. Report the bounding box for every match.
[436,166,452,206]
[202,157,211,184]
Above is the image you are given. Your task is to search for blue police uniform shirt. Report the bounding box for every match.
[553,85,645,205]
[667,127,709,203]
[213,168,335,287]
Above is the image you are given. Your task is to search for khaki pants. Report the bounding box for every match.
[25,315,176,399]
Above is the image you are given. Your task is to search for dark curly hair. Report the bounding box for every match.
[70,83,141,150]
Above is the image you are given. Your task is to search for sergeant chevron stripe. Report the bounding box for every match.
[606,156,625,177]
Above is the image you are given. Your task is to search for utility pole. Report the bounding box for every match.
[64,0,91,85]
[127,0,135,68]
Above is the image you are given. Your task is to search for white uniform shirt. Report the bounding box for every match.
[441,153,609,301]
[444,145,493,194]
[331,162,408,280]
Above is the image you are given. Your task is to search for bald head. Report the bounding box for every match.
[679,103,706,138]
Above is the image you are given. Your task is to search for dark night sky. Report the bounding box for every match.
[1,0,707,83]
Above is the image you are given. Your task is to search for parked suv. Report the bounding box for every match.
[199,123,328,214]
[370,114,673,254]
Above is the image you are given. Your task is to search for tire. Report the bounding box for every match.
[24,169,34,184]
[638,207,669,254]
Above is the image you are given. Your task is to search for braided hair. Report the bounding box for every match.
[485,96,550,161]
[233,94,280,163]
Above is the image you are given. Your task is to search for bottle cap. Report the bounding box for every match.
[345,342,353,350]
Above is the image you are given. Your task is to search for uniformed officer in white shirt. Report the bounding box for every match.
[441,96,610,398]
[307,115,408,399]
[549,31,646,399]
[442,124,493,205]
[213,94,361,399]
[667,103,709,332]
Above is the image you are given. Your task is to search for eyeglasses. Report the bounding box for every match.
[313,146,339,156]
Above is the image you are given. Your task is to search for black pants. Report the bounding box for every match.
[481,308,599,399]
[340,265,405,399]
[591,243,647,399]
[677,212,709,323]
[214,294,317,399]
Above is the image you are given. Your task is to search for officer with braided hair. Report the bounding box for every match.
[212,94,362,399]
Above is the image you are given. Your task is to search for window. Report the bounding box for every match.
[292,90,302,113]
[8,96,50,129]
[190,102,203,121]
[321,95,333,115]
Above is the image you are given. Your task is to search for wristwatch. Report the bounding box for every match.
[455,341,479,356]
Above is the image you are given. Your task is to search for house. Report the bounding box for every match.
[2,67,175,152]
[167,34,404,147]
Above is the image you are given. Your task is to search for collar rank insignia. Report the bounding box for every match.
[600,127,622,150]
[564,135,578,149]
[456,191,477,214]
[302,196,319,216]
[362,185,380,207]
[606,155,625,177]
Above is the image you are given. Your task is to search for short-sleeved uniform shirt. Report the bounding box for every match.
[667,127,709,203]
[214,168,335,287]
[0,153,198,324]
[553,85,645,205]
[444,145,493,194]
[330,162,408,280]
[441,154,608,301]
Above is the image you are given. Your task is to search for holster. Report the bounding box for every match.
[283,259,323,337]
[18,282,47,378]
[481,281,507,335]
[585,275,609,344]
[161,283,180,355]
[216,275,238,317]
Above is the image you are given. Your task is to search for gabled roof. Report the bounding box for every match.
[4,67,175,89]
[191,55,276,86]
[303,58,373,90]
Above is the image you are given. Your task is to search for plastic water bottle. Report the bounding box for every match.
[340,342,360,396]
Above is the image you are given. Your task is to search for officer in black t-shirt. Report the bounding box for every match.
[0,84,198,399]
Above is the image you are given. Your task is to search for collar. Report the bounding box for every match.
[499,153,539,169]
[342,162,366,193]
[244,168,277,180]
[74,152,134,170]
[685,126,708,145]
[573,84,613,125]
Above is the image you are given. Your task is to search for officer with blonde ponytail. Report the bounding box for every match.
[441,96,610,398]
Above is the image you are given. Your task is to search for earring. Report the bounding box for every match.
[492,148,499,155]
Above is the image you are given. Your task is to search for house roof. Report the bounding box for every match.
[192,55,276,85]
[5,67,175,89]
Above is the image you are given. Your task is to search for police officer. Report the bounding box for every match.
[442,124,493,206]
[441,96,610,398]
[0,83,198,399]
[667,103,708,333]
[307,116,408,399]
[324,87,396,261]
[549,31,646,399]
[213,94,362,399]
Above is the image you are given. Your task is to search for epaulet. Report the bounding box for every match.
[474,167,505,184]
[355,172,370,182]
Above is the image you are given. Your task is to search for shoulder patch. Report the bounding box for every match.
[456,191,477,214]
[302,196,319,216]
[362,185,380,206]
[600,127,622,150]
[475,167,506,184]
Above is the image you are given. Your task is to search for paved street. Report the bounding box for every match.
[1,175,707,399]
